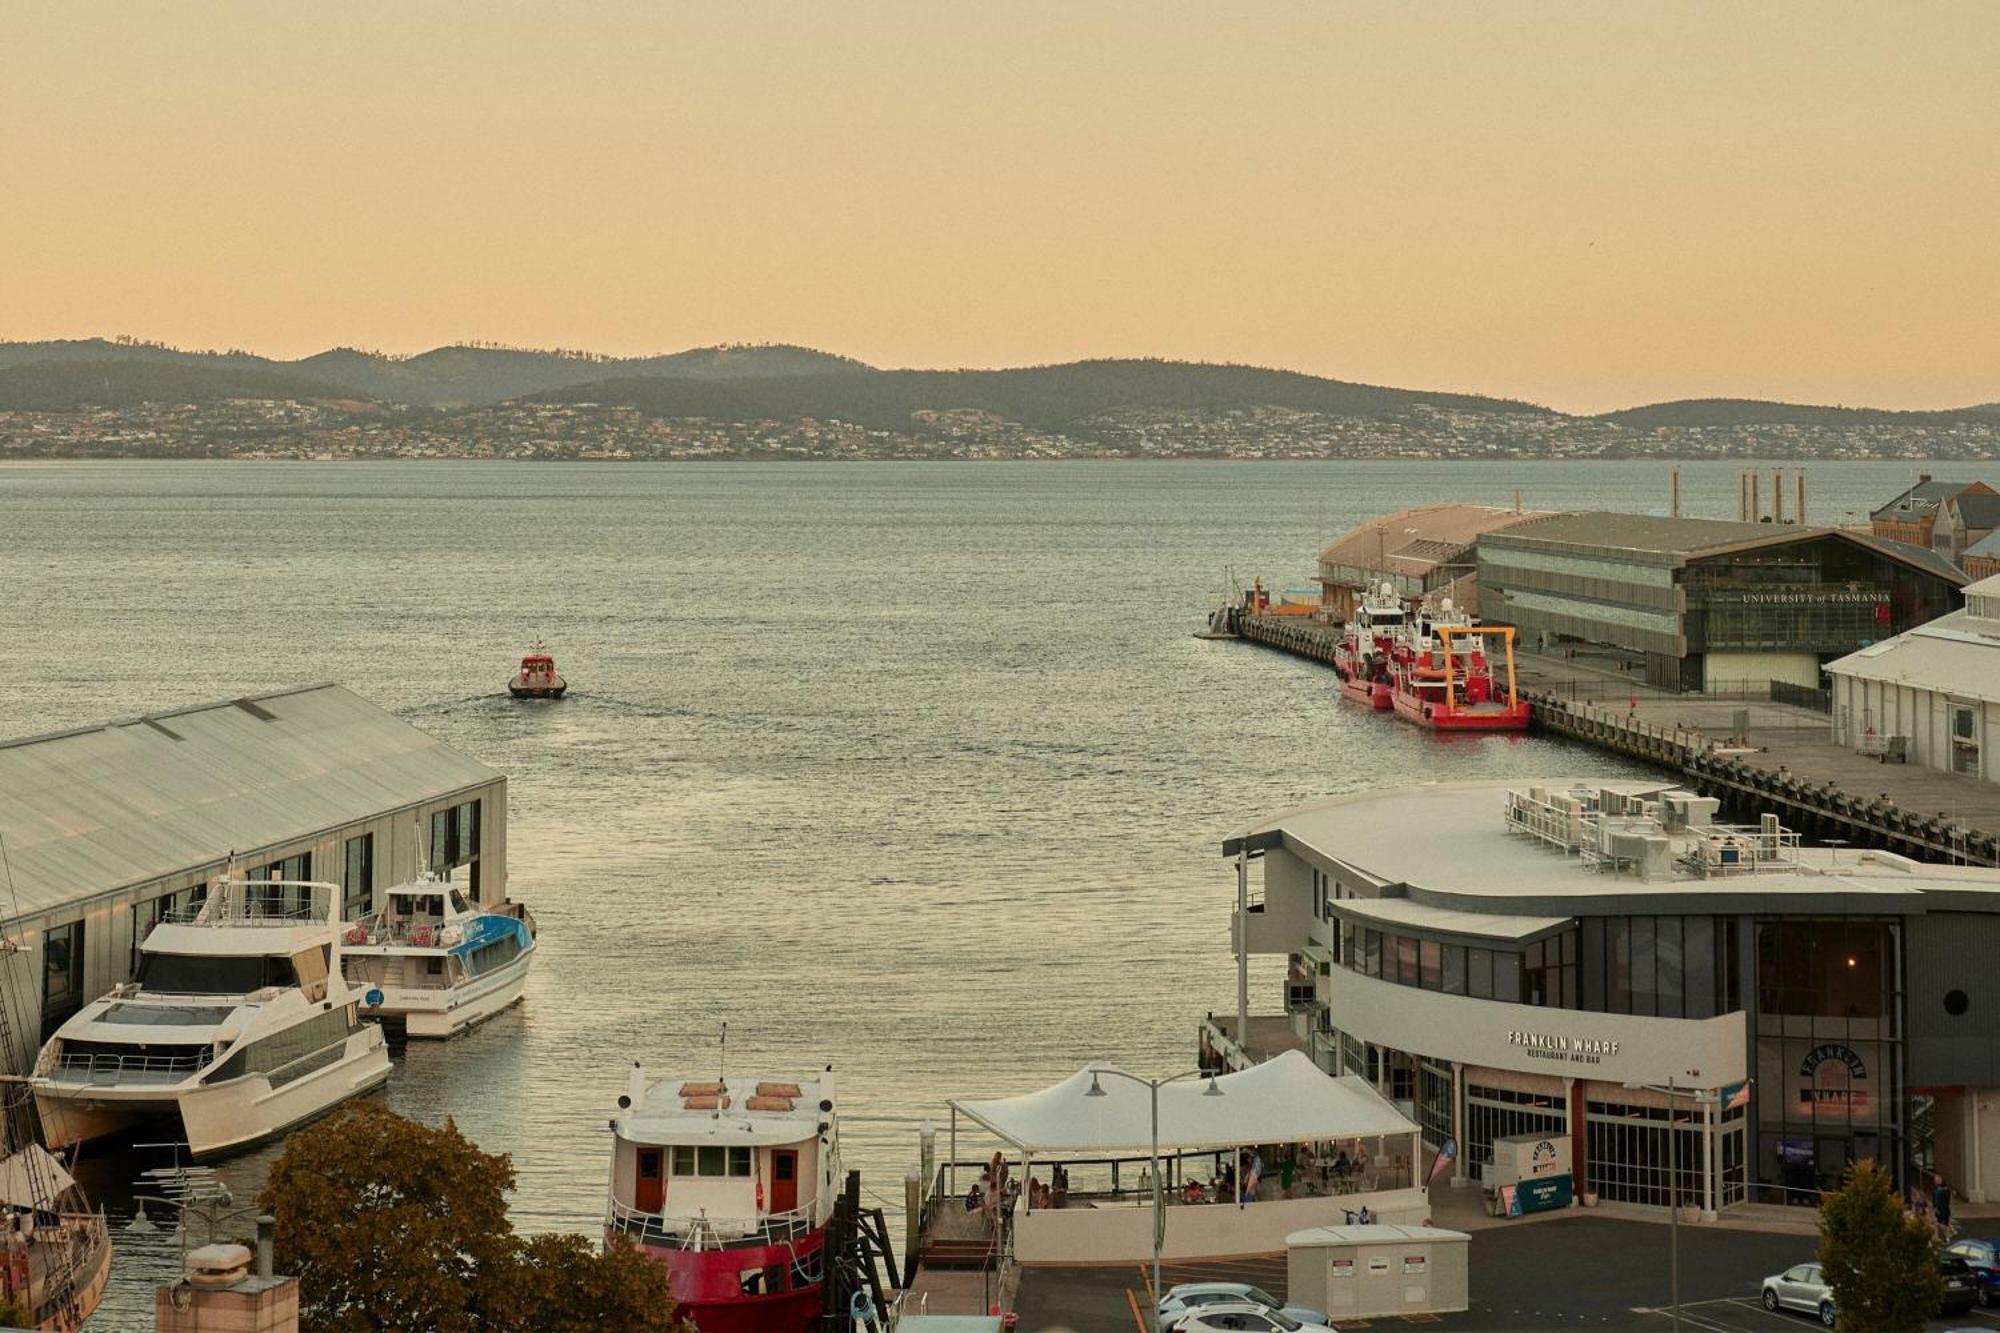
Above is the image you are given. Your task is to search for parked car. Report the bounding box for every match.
[1159,1282,1332,1327]
[1166,1303,1338,1333]
[1946,1236,2000,1306]
[1938,1253,1978,1314]
[1761,1262,1836,1327]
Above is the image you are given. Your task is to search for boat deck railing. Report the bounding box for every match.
[604,1197,820,1251]
[50,1050,211,1085]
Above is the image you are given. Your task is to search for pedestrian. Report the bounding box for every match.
[1935,1175,1953,1229]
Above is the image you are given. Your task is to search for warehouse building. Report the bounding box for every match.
[0,684,506,1056]
[1827,573,2000,780]
[1218,779,2000,1216]
[1476,513,1963,692]
[1315,503,1552,621]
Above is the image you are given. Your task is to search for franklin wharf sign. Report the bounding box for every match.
[1505,1029,1622,1064]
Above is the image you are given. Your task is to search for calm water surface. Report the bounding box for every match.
[0,459,1961,1327]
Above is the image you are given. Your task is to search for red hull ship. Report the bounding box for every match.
[1388,602,1529,732]
[605,1063,838,1332]
[1332,586,1403,711]
[509,641,567,699]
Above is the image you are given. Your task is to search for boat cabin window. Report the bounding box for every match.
[667,1145,753,1177]
[290,945,331,1003]
[138,952,297,995]
[450,889,474,915]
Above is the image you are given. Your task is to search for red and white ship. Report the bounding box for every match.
[1387,598,1529,731]
[604,1064,839,1332]
[508,642,567,699]
[1332,583,1404,711]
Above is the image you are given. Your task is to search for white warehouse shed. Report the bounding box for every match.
[0,684,506,1060]
[1827,574,2000,780]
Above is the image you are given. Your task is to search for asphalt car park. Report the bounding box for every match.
[1010,1216,2000,1333]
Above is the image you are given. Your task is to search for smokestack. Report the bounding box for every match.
[1773,469,1785,524]
[1749,470,1762,523]
[257,1215,274,1279]
[1670,467,1681,519]
[1796,470,1807,526]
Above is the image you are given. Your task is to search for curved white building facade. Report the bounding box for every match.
[1221,780,2000,1215]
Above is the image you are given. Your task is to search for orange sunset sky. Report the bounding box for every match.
[3,2,1996,413]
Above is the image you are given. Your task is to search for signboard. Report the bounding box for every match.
[1367,1256,1391,1274]
[1797,1043,1870,1114]
[1502,1173,1573,1216]
[1490,1134,1572,1188]
[1403,1255,1428,1274]
[1329,1258,1354,1280]
[1506,1029,1622,1065]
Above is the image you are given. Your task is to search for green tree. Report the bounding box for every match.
[260,1102,687,1333]
[1817,1159,1941,1333]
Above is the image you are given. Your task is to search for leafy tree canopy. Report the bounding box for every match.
[1817,1159,1941,1333]
[259,1102,688,1333]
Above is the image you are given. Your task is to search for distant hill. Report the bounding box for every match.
[0,340,872,408]
[0,359,366,411]
[529,358,1555,430]
[1596,397,2000,428]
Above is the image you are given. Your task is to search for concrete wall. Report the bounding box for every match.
[1703,650,1820,692]
[1012,1186,1427,1264]
[1,775,508,1058]
[1239,850,1315,957]
[1906,913,2000,1086]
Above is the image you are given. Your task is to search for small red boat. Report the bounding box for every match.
[1388,601,1529,731]
[509,641,567,699]
[1332,584,1403,711]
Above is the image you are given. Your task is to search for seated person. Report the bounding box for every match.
[964,1182,984,1212]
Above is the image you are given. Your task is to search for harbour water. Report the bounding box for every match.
[0,458,1959,1326]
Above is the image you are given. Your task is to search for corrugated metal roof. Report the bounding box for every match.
[1826,612,2000,701]
[1318,504,1555,580]
[1482,512,1789,556]
[1483,512,1966,585]
[0,685,500,920]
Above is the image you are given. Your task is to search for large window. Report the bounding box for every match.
[40,920,86,1040]
[342,833,374,922]
[254,852,312,918]
[1581,915,1741,1019]
[430,799,483,895]
[1466,1083,1566,1176]
[138,952,297,995]
[1417,1059,1454,1155]
[1585,1100,1705,1208]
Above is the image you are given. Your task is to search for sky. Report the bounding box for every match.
[3,2,1996,414]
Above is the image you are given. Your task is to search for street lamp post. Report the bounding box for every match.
[1626,1075,1724,1333]
[1087,1067,1225,1332]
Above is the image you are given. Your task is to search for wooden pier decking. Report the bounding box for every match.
[1231,614,2000,865]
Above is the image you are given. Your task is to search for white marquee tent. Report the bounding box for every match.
[948,1049,1420,1156]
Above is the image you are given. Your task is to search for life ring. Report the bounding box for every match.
[342,925,368,946]
[411,924,436,948]
[756,1177,765,1212]
[849,1290,875,1324]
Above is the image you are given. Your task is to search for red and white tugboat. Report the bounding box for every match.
[508,641,567,699]
[1388,598,1529,731]
[1332,582,1404,711]
[604,1063,839,1332]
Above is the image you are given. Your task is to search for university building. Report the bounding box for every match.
[1216,779,2000,1215]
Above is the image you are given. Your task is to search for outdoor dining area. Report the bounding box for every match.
[941,1050,1430,1264]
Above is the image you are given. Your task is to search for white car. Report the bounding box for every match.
[1159,1281,1332,1326]
[1166,1301,1339,1333]
[1761,1262,1836,1327]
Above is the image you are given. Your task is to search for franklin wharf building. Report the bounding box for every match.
[1213,779,2000,1216]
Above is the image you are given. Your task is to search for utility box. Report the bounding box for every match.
[1286,1223,1470,1321]
[1488,1132,1574,1214]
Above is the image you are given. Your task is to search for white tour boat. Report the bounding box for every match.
[604,1064,840,1333]
[30,877,392,1160]
[340,874,537,1039]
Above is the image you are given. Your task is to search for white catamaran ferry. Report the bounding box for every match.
[340,874,537,1038]
[30,877,392,1160]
